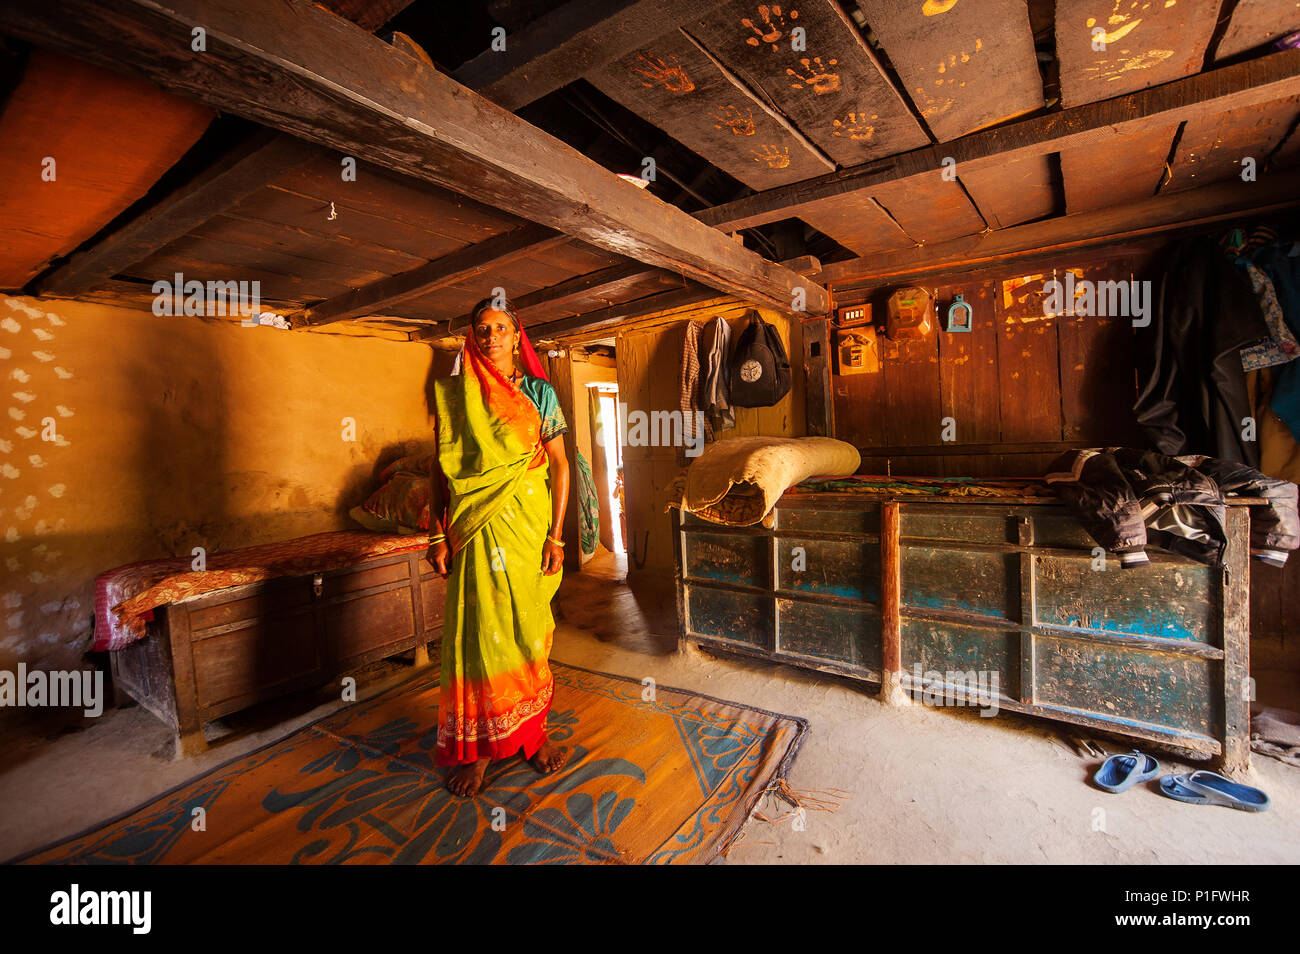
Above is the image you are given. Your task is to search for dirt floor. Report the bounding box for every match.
[1,548,1297,864]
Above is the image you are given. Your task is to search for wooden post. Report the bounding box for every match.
[1018,516,1036,706]
[1219,505,1252,778]
[802,315,834,437]
[163,604,208,758]
[880,501,909,706]
[546,349,582,570]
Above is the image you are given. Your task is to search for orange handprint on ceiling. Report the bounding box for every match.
[632,53,695,93]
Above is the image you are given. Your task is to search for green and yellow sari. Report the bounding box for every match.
[432,336,567,766]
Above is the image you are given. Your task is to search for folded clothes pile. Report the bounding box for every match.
[1045,447,1298,568]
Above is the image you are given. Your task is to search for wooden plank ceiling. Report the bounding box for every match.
[1,0,1299,339]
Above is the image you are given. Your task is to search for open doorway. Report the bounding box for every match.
[586,382,625,555]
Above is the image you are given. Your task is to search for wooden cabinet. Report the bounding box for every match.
[111,549,445,756]
[674,495,1252,774]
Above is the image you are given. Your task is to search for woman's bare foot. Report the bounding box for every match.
[446,757,491,797]
[528,738,568,775]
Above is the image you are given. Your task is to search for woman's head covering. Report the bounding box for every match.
[464,296,549,382]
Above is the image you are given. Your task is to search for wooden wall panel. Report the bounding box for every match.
[856,0,1044,140]
[937,281,1001,449]
[1163,94,1300,193]
[1055,0,1219,107]
[830,249,1159,478]
[881,314,943,447]
[959,154,1057,229]
[686,0,930,164]
[1060,123,1178,213]
[614,300,805,576]
[1215,0,1300,60]
[799,193,913,257]
[588,29,833,190]
[1056,258,1148,445]
[995,272,1063,443]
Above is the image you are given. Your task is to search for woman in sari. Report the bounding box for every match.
[427,296,570,798]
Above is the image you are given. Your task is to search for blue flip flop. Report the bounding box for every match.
[1158,773,1210,804]
[1093,751,1160,793]
[1184,771,1271,812]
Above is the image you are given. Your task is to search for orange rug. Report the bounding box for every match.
[19,662,807,865]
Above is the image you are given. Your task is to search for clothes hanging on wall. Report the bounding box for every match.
[698,315,735,437]
[1238,263,1298,371]
[1134,237,1270,467]
[679,319,710,443]
[1046,447,1298,569]
[1238,238,1300,442]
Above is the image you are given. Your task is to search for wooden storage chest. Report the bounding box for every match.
[673,494,1252,773]
[111,548,446,756]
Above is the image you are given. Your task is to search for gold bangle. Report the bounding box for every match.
[547,535,565,547]
[429,534,446,543]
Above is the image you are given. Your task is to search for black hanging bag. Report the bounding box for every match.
[727,310,791,407]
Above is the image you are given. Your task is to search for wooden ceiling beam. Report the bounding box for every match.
[697,50,1300,232]
[301,224,565,326]
[818,170,1300,287]
[34,128,317,297]
[453,0,728,111]
[0,0,826,315]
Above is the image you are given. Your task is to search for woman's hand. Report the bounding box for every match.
[428,540,450,579]
[541,539,564,575]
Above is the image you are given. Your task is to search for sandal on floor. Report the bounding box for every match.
[1183,770,1271,812]
[1093,751,1161,793]
[1158,773,1211,804]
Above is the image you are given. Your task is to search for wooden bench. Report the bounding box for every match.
[111,547,445,756]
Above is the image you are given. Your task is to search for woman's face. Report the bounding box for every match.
[473,308,519,362]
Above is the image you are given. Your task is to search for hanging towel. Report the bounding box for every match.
[699,315,735,437]
[680,320,709,444]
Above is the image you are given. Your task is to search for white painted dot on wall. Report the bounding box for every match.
[14,426,36,438]
[10,369,29,382]
[7,408,24,421]
[5,299,42,319]
[0,439,12,452]
[45,312,65,327]
[2,593,21,608]
[55,406,73,418]
[0,347,10,359]
[7,612,23,629]
[1,464,19,479]
[27,455,44,467]
[32,327,53,341]
[27,571,49,583]
[11,392,35,403]
[5,558,19,571]
[32,351,53,362]
[54,367,72,379]
[1,318,20,333]
[48,484,65,497]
